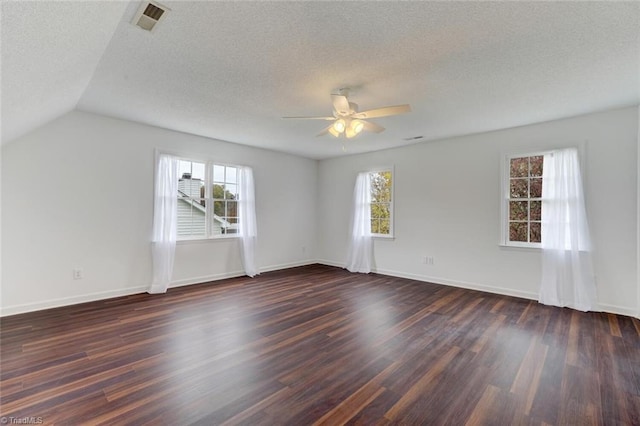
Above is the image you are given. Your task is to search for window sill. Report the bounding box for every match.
[373,234,395,240]
[499,243,541,251]
[177,236,240,245]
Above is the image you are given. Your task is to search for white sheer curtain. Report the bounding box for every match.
[539,148,597,311]
[149,153,179,294]
[238,166,259,277]
[346,172,374,273]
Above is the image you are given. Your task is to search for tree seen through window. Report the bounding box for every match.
[370,171,392,235]
[508,155,543,243]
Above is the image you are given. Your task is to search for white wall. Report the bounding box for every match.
[318,106,639,316]
[637,106,640,318]
[1,111,317,315]
[3,107,638,318]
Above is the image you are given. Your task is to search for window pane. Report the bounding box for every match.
[220,215,238,235]
[509,222,528,242]
[179,176,204,198]
[191,162,205,180]
[372,187,391,203]
[213,200,224,217]
[213,165,225,183]
[371,203,390,220]
[177,199,206,237]
[368,170,393,236]
[212,184,225,199]
[381,170,392,193]
[530,178,542,198]
[505,155,545,246]
[530,222,541,243]
[510,158,528,178]
[226,201,238,218]
[225,184,237,199]
[530,201,541,221]
[378,219,390,235]
[226,167,238,184]
[179,160,192,178]
[509,201,528,221]
[510,178,528,198]
[530,156,543,177]
[177,199,193,236]
[370,172,391,202]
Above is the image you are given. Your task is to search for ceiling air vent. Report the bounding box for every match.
[132,1,170,32]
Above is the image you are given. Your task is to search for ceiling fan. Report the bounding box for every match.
[283,89,411,138]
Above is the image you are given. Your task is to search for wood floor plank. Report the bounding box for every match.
[1,264,638,425]
[465,384,521,426]
[312,380,385,426]
[383,345,462,421]
[509,337,549,415]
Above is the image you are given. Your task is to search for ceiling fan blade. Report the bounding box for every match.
[331,95,351,116]
[352,104,411,119]
[282,116,335,120]
[317,124,334,136]
[362,120,385,133]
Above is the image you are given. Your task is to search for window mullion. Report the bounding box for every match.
[205,161,212,238]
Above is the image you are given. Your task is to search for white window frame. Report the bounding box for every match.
[369,167,394,238]
[500,151,549,248]
[500,145,588,249]
[175,156,243,242]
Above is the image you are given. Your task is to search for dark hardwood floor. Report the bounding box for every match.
[1,264,639,425]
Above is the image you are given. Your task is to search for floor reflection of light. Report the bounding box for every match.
[353,290,394,346]
[165,298,258,410]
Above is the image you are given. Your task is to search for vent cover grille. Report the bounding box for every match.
[143,3,165,20]
[132,1,169,32]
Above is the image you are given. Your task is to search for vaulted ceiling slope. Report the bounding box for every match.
[1,1,130,144]
[2,1,639,159]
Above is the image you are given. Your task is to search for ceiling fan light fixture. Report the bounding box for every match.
[350,119,364,135]
[283,91,410,142]
[333,119,346,134]
[345,126,356,139]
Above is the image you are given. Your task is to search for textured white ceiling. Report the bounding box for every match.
[1,0,129,144]
[2,1,639,159]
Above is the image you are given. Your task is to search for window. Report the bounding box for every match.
[177,159,240,239]
[370,170,393,237]
[503,154,544,247]
[212,164,238,236]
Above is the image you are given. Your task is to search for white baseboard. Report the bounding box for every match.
[169,260,315,289]
[317,259,344,268]
[1,259,318,317]
[3,259,637,319]
[169,271,246,288]
[374,267,539,301]
[260,260,316,273]
[596,303,639,318]
[316,260,639,318]
[0,286,148,317]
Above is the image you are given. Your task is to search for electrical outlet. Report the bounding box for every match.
[302,246,307,254]
[73,268,83,280]
[423,256,435,266]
